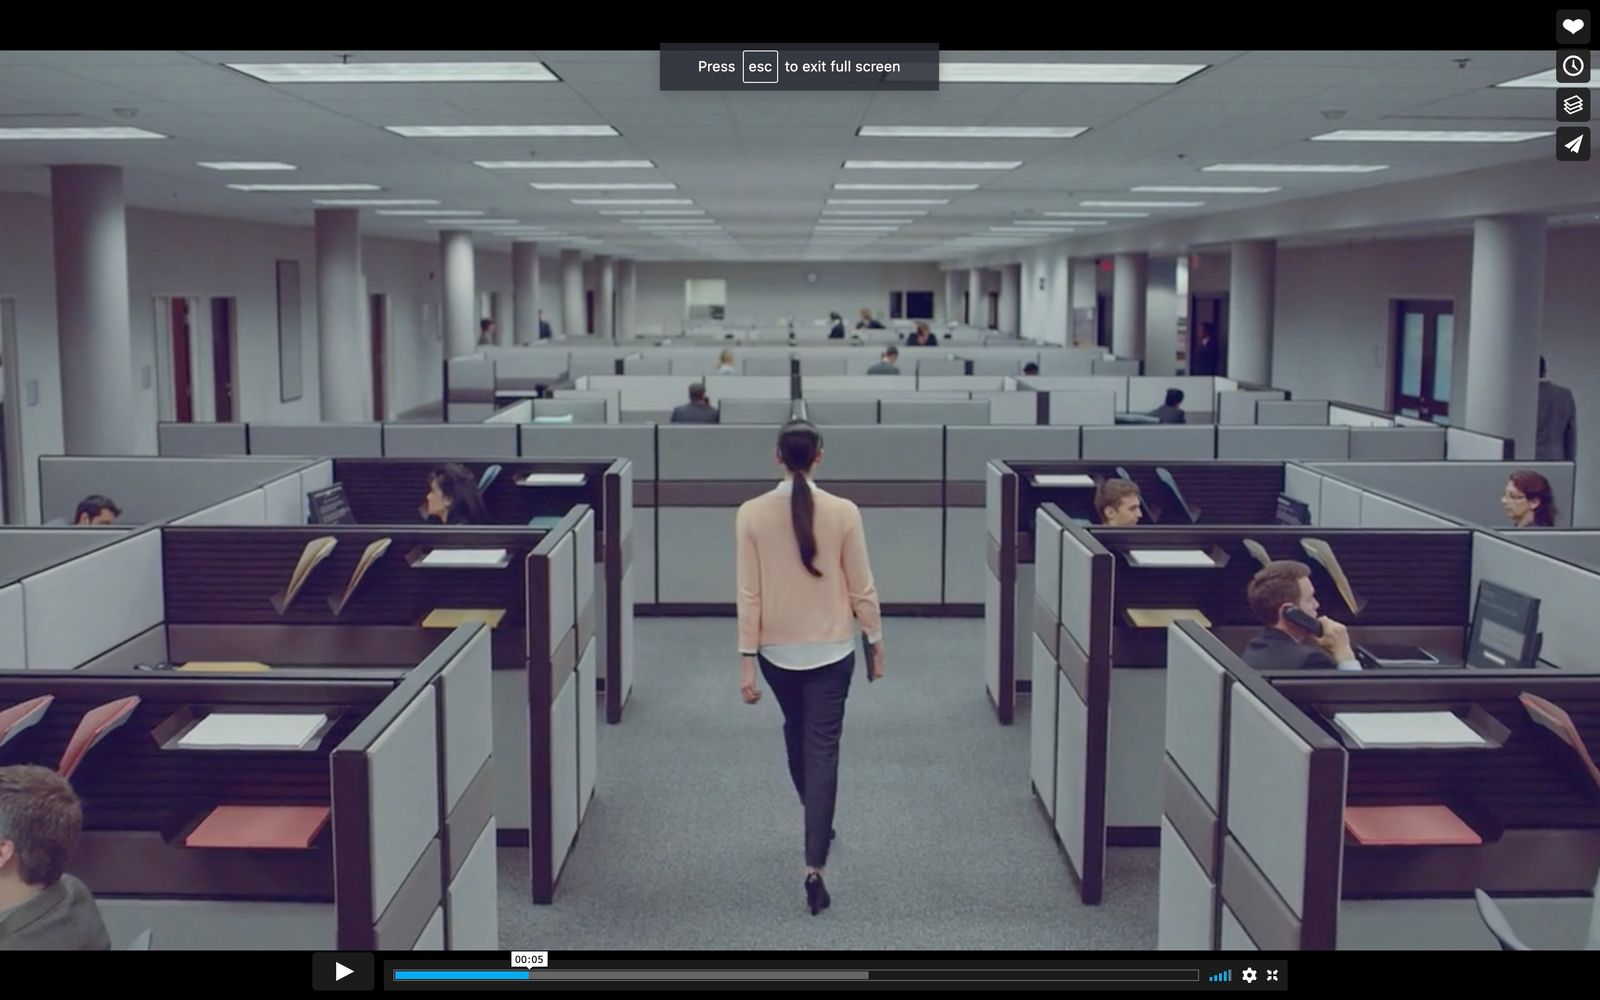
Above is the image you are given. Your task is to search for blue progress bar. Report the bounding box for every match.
[394,971,532,982]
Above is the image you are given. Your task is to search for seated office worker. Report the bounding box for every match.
[827,311,846,339]
[73,495,120,526]
[717,349,737,375]
[671,382,721,424]
[478,318,498,346]
[1503,469,1557,527]
[1095,479,1144,527]
[856,307,885,330]
[1151,389,1187,424]
[1022,362,1040,376]
[866,346,900,375]
[735,421,884,917]
[422,463,489,525]
[0,765,111,951]
[1241,560,1360,671]
[904,322,938,347]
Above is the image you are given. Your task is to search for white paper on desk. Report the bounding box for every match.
[1033,474,1096,488]
[517,472,586,486]
[418,548,508,568]
[1332,711,1488,748]
[1126,549,1216,568]
[179,713,327,750]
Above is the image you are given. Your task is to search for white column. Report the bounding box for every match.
[967,268,984,327]
[491,289,512,345]
[617,259,638,339]
[1465,216,1545,456]
[441,231,476,358]
[314,208,368,420]
[1112,252,1148,360]
[999,264,1022,336]
[944,270,961,324]
[561,250,585,337]
[596,255,616,340]
[1228,240,1277,385]
[512,241,541,345]
[51,166,136,454]
[1070,258,1098,348]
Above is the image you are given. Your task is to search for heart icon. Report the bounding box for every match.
[1564,17,1585,33]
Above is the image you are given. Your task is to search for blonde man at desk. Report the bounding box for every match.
[1094,479,1144,527]
[1241,561,1361,672]
[0,765,111,951]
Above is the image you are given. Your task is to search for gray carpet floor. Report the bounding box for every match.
[497,616,1158,950]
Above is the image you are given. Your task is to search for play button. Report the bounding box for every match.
[314,953,374,991]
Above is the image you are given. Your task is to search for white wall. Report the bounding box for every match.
[633,262,943,335]
[1144,256,1180,377]
[1542,225,1600,524]
[1020,246,1069,346]
[0,193,63,524]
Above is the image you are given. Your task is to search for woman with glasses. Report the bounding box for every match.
[1502,470,1557,527]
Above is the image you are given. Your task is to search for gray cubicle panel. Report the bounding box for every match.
[157,422,248,456]
[250,423,385,458]
[668,352,725,376]
[1472,530,1600,670]
[983,464,1017,721]
[1306,461,1575,528]
[623,356,670,375]
[951,431,1080,609]
[1024,375,1128,412]
[1446,427,1513,460]
[798,356,848,375]
[1048,390,1117,426]
[719,398,795,425]
[382,423,519,459]
[803,374,918,394]
[1028,507,1066,810]
[1081,425,1216,461]
[1093,357,1142,376]
[1038,351,1100,376]
[804,399,879,425]
[1256,399,1330,426]
[493,353,569,389]
[16,528,164,671]
[446,355,496,423]
[879,398,990,425]
[37,456,312,525]
[1502,529,1600,573]
[966,354,1037,376]
[429,626,497,948]
[1346,426,1446,460]
[1328,404,1396,428]
[741,355,792,376]
[532,398,608,424]
[704,374,791,400]
[653,425,772,604]
[569,352,625,378]
[1217,426,1350,460]
[917,375,1006,392]
[973,390,1041,425]
[1216,390,1287,425]
[914,357,966,377]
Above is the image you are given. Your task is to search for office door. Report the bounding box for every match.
[0,298,17,524]
[1392,300,1454,424]
[987,291,999,330]
[585,290,595,335]
[370,294,388,420]
[209,298,237,422]
[962,291,970,325]
[1189,293,1229,376]
[169,297,195,423]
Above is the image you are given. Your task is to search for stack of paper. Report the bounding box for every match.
[1126,608,1213,629]
[1331,711,1489,749]
[417,548,509,569]
[1126,549,1216,568]
[177,713,328,751]
[517,472,587,487]
[422,608,506,629]
[1033,474,1095,488]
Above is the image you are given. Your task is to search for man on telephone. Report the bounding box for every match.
[1240,560,1361,671]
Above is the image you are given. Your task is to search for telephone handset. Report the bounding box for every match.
[1282,606,1324,637]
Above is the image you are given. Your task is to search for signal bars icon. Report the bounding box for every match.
[1210,970,1233,983]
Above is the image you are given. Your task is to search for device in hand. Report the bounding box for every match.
[1282,606,1324,636]
[862,636,878,682]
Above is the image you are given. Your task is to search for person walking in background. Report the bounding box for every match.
[1536,356,1576,461]
[736,421,884,916]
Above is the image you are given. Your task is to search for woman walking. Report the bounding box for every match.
[735,420,885,915]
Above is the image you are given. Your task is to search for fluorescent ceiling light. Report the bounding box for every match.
[939,62,1207,84]
[824,208,929,216]
[1044,211,1149,218]
[1131,185,1279,193]
[229,183,380,192]
[833,183,978,191]
[386,125,618,138]
[828,199,950,205]
[843,160,1021,170]
[572,198,692,206]
[990,227,1065,233]
[228,62,557,84]
[378,208,483,216]
[316,198,441,206]
[1203,163,1389,173]
[427,219,521,226]
[1494,69,1569,89]
[1080,200,1203,208]
[0,126,165,140]
[600,209,705,216]
[815,219,914,225]
[476,159,655,169]
[1020,219,1106,226]
[816,226,900,231]
[1313,129,1550,143]
[532,182,677,190]
[858,125,1087,139]
[198,161,296,171]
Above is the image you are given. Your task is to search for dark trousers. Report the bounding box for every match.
[759,653,853,868]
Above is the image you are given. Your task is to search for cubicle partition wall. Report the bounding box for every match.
[1037,526,1476,903]
[1446,427,1516,460]
[1160,620,1600,950]
[1500,528,1600,574]
[328,456,637,723]
[0,624,495,950]
[444,355,497,423]
[1297,461,1577,529]
[37,455,326,526]
[983,460,1289,725]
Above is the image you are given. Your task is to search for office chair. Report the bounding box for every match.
[126,928,154,951]
[477,465,502,493]
[1474,890,1531,950]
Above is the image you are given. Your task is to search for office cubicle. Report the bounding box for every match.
[1500,529,1600,573]
[37,455,331,527]
[1160,621,1600,950]
[0,624,495,950]
[983,459,1289,725]
[1293,461,1578,529]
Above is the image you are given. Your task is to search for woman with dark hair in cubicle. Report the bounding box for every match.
[1503,470,1557,527]
[422,464,489,525]
[827,312,846,339]
[904,321,938,347]
[735,420,884,916]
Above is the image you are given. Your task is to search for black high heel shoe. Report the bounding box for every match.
[805,872,831,915]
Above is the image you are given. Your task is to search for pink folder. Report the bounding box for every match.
[1344,805,1482,846]
[184,805,332,849]
[0,695,53,749]
[57,696,140,778]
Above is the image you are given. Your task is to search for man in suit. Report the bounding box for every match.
[866,346,900,375]
[1536,356,1576,461]
[670,382,720,423]
[1191,322,1219,375]
[1150,389,1187,424]
[1240,560,1361,671]
[0,765,111,950]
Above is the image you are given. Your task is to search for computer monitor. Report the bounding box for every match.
[1275,494,1312,526]
[1466,580,1541,669]
[307,484,355,525]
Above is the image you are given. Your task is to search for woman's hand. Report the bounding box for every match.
[740,657,762,704]
[869,642,886,681]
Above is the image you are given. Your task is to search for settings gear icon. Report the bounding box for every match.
[1242,968,1259,984]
